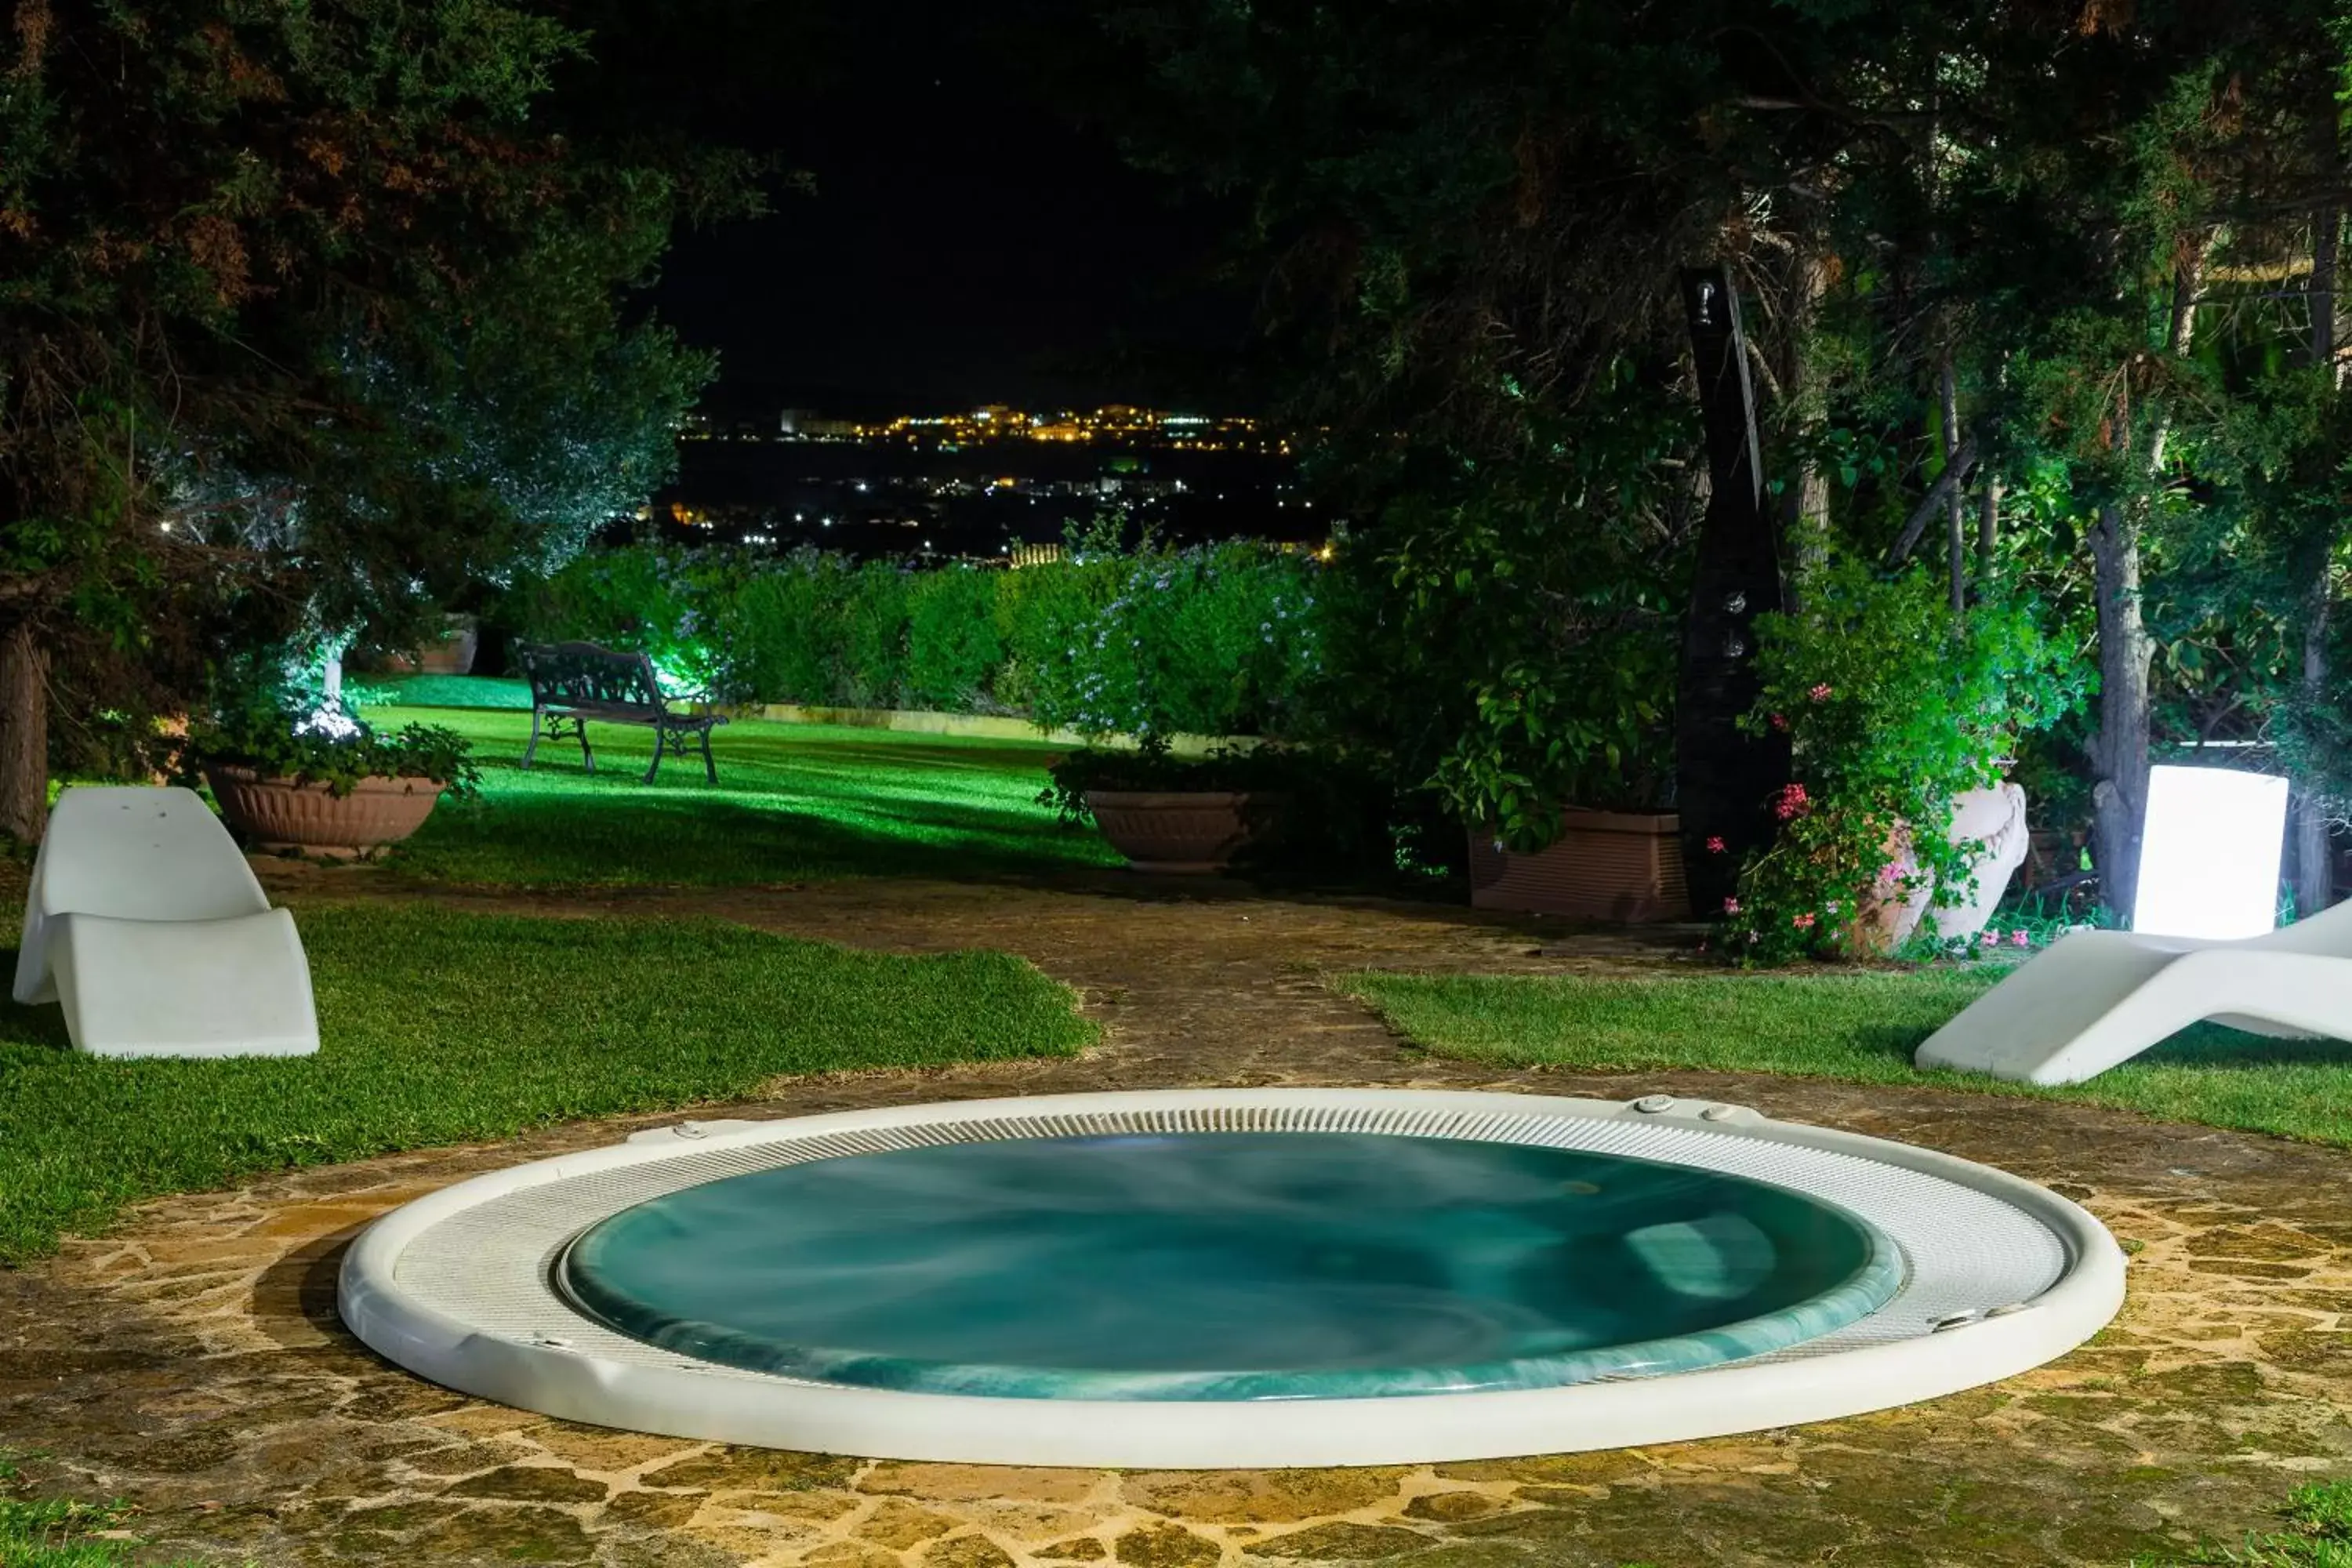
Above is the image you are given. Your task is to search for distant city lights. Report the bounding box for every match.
[749,403,1281,455]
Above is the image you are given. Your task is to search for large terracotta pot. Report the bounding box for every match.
[207,766,445,858]
[1085,790,1283,873]
[1844,783,2032,956]
[1468,809,1690,922]
[384,615,481,676]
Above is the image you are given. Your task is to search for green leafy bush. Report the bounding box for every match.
[521,538,1324,739]
[906,567,1007,710]
[1017,541,1323,742]
[835,561,913,708]
[1717,560,2084,964]
[1305,389,1693,855]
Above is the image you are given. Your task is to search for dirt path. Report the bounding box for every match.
[4,870,2351,1567]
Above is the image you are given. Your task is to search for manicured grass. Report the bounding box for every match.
[0,903,1094,1263]
[1338,967,2352,1149]
[350,700,1120,887]
[350,673,533,710]
[0,1456,210,1568]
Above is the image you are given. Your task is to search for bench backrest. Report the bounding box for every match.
[516,641,666,712]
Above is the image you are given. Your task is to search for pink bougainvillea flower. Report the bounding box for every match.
[1792,912,1817,930]
[1769,713,1789,731]
[1773,782,1811,821]
[1705,836,1727,853]
[1809,683,1833,701]
[1722,897,1741,915]
[2012,929,2031,947]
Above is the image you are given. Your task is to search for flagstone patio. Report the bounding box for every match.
[4,875,2350,1566]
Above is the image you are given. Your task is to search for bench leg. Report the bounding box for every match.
[702,727,717,786]
[523,710,542,770]
[644,724,666,785]
[579,722,595,775]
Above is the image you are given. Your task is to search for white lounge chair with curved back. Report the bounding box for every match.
[12,786,318,1058]
[1914,896,2352,1086]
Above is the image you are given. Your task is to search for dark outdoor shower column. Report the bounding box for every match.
[1675,266,1791,915]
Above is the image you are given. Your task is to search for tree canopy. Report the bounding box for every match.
[1100,0,2352,931]
[0,0,757,837]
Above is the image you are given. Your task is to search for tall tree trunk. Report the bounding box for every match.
[1783,249,1835,586]
[2295,597,2335,916]
[0,621,49,845]
[1976,474,2001,579]
[2089,504,2153,920]
[2293,174,2341,919]
[1940,355,1965,612]
[2087,253,2205,924]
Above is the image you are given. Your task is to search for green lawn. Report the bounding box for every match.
[1339,967,2352,1149]
[351,698,1121,887]
[2135,1479,2352,1565]
[350,672,534,710]
[0,903,1094,1263]
[0,1461,204,1568]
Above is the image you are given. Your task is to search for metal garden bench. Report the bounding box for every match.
[515,641,728,784]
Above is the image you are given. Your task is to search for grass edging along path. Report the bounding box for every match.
[0,1454,210,1568]
[0,903,1095,1265]
[1338,967,2352,1150]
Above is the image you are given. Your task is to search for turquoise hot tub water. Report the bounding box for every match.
[557,1131,1905,1402]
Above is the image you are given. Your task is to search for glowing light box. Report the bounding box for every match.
[2131,765,2288,941]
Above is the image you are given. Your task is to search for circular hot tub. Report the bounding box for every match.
[338,1088,2124,1468]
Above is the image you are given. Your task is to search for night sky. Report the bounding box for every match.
[628,2,1254,420]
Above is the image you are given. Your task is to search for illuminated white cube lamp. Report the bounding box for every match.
[1915,764,2312,1085]
[2131,764,2288,939]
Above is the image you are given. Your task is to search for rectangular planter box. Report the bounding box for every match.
[1468,809,1690,922]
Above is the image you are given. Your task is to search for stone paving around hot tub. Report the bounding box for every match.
[6,873,2352,1567]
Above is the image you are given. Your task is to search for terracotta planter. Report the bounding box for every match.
[1844,783,2033,956]
[385,615,480,676]
[1468,810,1690,922]
[207,766,445,858]
[1085,790,1283,873]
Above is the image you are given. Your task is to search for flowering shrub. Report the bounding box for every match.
[1015,542,1322,742]
[1716,560,2085,964]
[524,538,1324,739]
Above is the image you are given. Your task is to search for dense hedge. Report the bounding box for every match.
[522,542,1325,739]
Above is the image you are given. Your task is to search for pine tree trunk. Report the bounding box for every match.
[0,620,50,845]
[2089,503,2153,920]
[1784,249,1835,586]
[1940,356,1965,612]
[2293,157,2339,919]
[1976,474,2000,578]
[2295,597,2336,916]
[2085,252,2206,924]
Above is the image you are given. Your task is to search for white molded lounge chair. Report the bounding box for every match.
[12,786,318,1058]
[1913,897,2352,1086]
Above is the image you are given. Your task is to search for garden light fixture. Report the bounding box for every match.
[2131,764,2288,940]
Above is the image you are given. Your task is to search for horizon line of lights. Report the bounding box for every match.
[722,403,1291,454]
